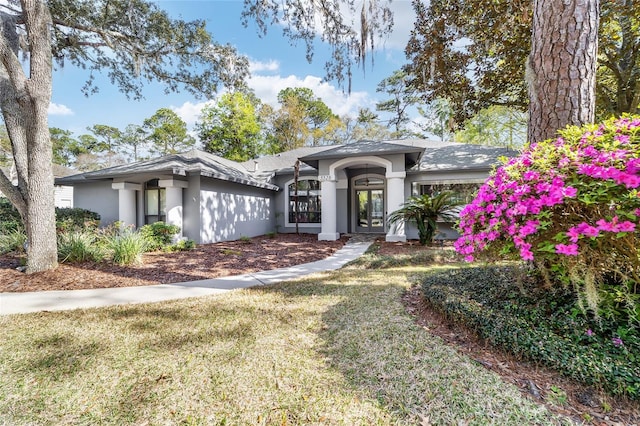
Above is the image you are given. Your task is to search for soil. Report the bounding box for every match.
[1,235,638,424]
[0,233,347,293]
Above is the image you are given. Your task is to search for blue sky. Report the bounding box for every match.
[48,0,416,138]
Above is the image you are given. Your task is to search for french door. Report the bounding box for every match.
[356,189,385,233]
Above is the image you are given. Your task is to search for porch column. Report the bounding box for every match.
[111,182,142,227]
[318,176,340,241]
[159,178,188,238]
[386,172,407,242]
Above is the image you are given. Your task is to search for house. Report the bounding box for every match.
[55,139,517,243]
[2,163,75,208]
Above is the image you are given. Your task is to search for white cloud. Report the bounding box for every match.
[249,59,280,73]
[383,1,416,51]
[170,100,215,127]
[248,74,372,117]
[171,72,374,131]
[48,103,74,116]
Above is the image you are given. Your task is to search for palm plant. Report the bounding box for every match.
[388,191,461,245]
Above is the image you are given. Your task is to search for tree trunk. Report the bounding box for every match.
[0,2,58,273]
[527,0,599,144]
[294,160,300,235]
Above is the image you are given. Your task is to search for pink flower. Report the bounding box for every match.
[562,186,577,197]
[618,221,636,232]
[586,329,594,337]
[612,337,624,347]
[555,243,579,256]
[566,227,581,243]
[464,255,474,262]
[575,223,600,238]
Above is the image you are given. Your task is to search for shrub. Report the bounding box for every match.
[55,207,100,232]
[58,231,103,263]
[107,230,147,265]
[139,222,180,251]
[388,192,460,245]
[421,265,640,399]
[0,198,22,233]
[0,229,27,254]
[166,239,196,252]
[455,115,640,321]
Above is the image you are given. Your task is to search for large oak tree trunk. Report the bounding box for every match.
[0,1,58,273]
[527,0,599,144]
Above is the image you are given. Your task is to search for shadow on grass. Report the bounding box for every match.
[26,333,104,380]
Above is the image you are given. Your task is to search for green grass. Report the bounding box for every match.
[0,264,569,425]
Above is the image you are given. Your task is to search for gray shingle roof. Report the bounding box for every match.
[56,149,279,191]
[241,146,335,176]
[413,143,519,172]
[300,139,425,161]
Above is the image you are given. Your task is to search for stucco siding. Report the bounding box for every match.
[73,182,119,226]
[199,179,274,243]
[182,174,202,243]
[336,188,348,233]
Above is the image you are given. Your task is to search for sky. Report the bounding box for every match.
[47,0,417,139]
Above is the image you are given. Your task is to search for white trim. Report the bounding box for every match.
[328,156,393,177]
[412,178,486,185]
[159,178,189,189]
[111,182,142,191]
[284,176,322,228]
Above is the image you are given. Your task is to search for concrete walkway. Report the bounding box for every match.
[0,239,373,316]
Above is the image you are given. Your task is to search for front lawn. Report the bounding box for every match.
[0,261,564,425]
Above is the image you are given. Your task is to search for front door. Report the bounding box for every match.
[356,189,385,233]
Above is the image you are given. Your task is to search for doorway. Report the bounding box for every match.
[355,189,385,233]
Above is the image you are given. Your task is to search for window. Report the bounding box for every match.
[288,179,321,224]
[145,180,166,224]
[412,182,481,205]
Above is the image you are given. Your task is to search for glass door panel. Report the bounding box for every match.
[355,189,385,233]
[370,189,384,230]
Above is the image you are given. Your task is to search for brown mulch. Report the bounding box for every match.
[0,233,347,293]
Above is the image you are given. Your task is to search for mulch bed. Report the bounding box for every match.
[0,233,347,293]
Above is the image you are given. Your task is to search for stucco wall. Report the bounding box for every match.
[73,181,119,226]
[182,173,202,243]
[199,178,275,244]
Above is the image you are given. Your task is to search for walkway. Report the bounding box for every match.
[0,238,374,316]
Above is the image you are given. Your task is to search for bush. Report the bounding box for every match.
[166,239,196,252]
[421,265,640,399]
[107,230,147,265]
[58,231,103,263]
[455,115,640,321]
[0,198,22,233]
[0,229,27,254]
[55,207,100,232]
[139,222,180,251]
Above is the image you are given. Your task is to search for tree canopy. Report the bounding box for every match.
[143,108,194,156]
[241,0,394,90]
[404,0,639,126]
[197,92,263,162]
[0,0,249,272]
